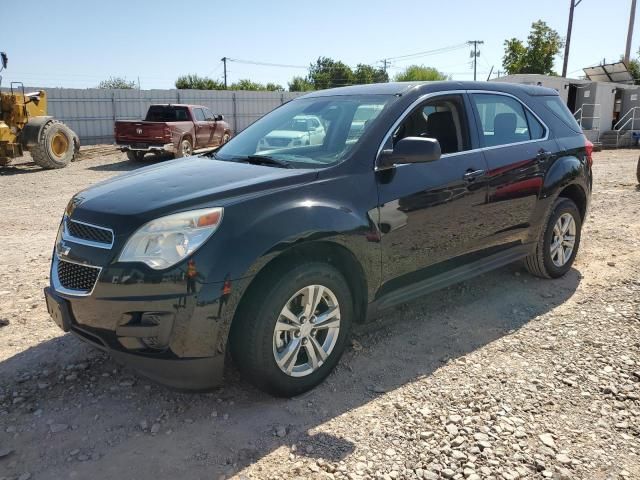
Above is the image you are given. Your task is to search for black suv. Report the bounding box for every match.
[45,82,592,396]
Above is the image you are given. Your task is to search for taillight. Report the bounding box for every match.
[585,139,593,168]
[164,126,171,139]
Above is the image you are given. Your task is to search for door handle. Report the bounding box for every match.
[463,169,485,181]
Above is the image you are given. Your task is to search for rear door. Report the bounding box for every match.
[469,92,555,249]
[192,107,210,148]
[376,93,491,291]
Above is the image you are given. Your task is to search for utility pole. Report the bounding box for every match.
[382,59,388,74]
[562,0,583,78]
[221,57,228,89]
[467,40,484,81]
[625,0,637,64]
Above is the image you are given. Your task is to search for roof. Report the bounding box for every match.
[299,81,559,99]
[148,104,205,108]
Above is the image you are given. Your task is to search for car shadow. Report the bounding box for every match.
[0,264,582,480]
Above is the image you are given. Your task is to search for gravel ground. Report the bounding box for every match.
[0,147,639,480]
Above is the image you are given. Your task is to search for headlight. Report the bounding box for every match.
[119,207,223,270]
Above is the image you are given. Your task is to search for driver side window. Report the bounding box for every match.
[394,95,470,155]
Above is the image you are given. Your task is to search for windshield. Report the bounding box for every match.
[213,95,392,168]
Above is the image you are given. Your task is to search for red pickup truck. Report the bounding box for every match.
[115,104,231,161]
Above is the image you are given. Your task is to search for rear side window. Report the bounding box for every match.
[543,96,582,133]
[471,93,545,147]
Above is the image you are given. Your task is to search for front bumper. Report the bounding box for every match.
[44,260,249,390]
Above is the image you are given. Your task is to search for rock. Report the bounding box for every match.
[150,423,161,435]
[384,448,396,456]
[442,469,455,479]
[0,447,14,458]
[473,432,489,442]
[50,423,69,433]
[69,449,80,456]
[275,426,287,437]
[139,420,148,431]
[538,433,556,450]
[445,424,459,436]
[18,474,31,480]
[78,454,89,461]
[556,453,571,465]
[448,414,462,424]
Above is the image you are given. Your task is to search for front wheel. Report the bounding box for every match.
[525,197,582,278]
[126,151,145,162]
[230,263,353,397]
[221,133,230,145]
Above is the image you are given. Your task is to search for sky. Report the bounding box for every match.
[1,0,638,90]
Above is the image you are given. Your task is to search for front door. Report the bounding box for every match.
[203,108,223,145]
[376,93,490,293]
[193,107,211,148]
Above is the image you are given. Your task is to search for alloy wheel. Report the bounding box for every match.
[550,212,576,267]
[272,285,341,377]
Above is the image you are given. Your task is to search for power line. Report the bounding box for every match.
[381,43,468,63]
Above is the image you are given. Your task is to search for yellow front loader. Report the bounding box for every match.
[0,52,79,169]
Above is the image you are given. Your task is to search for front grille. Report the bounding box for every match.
[65,218,113,246]
[57,259,100,293]
[266,137,291,147]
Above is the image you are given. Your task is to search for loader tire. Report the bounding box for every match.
[30,120,76,169]
[636,156,640,184]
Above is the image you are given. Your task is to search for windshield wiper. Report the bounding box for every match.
[243,155,293,169]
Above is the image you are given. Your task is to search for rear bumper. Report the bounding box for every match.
[117,143,175,153]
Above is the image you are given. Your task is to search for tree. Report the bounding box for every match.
[502,20,563,75]
[289,76,314,92]
[308,57,354,89]
[98,76,136,89]
[353,64,389,84]
[175,74,224,90]
[230,79,263,91]
[394,65,449,81]
[626,47,640,84]
[265,82,285,92]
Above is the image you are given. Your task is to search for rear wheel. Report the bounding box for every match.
[230,262,353,397]
[221,133,230,144]
[636,155,640,184]
[30,121,76,169]
[126,151,145,161]
[175,138,192,158]
[525,197,582,278]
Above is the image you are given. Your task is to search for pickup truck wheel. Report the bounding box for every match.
[176,138,192,158]
[126,151,145,161]
[525,198,582,279]
[230,262,353,397]
[636,155,640,184]
[222,133,230,144]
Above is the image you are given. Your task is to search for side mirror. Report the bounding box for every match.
[0,52,7,70]
[377,137,441,170]
[215,114,224,121]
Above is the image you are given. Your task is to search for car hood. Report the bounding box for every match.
[70,156,317,226]
[265,130,307,140]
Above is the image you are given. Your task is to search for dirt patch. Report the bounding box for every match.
[0,148,639,480]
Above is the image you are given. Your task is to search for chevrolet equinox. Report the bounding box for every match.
[45,82,592,396]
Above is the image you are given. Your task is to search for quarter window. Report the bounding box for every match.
[471,94,545,147]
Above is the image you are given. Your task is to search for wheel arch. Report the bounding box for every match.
[232,240,369,332]
[557,183,587,220]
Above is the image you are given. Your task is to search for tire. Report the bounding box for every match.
[175,137,193,158]
[126,151,145,162]
[229,262,353,397]
[636,156,640,184]
[525,197,582,279]
[30,120,76,169]
[221,133,230,145]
